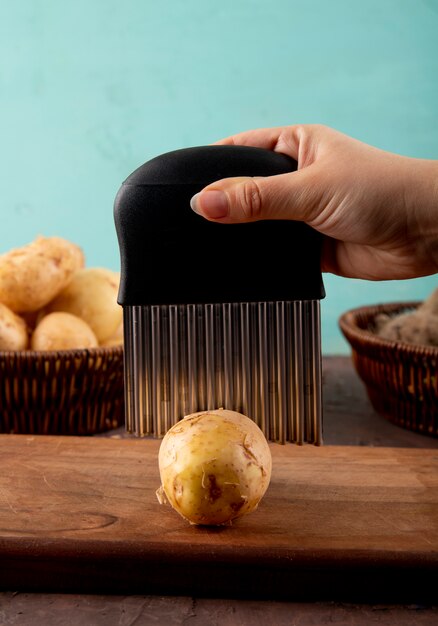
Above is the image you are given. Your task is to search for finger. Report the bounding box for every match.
[190,167,319,224]
[213,125,304,161]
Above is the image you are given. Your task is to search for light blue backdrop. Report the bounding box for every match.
[1,0,437,353]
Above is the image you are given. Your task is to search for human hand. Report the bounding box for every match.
[190,125,438,280]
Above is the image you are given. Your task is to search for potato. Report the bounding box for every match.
[0,303,28,350]
[45,268,122,343]
[99,320,123,347]
[0,236,84,313]
[31,312,98,351]
[375,287,438,348]
[156,408,272,526]
[377,310,438,347]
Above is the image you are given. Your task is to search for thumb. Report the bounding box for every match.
[190,168,318,224]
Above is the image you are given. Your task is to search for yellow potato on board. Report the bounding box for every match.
[157,408,272,526]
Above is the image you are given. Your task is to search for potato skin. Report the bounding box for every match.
[0,303,28,350]
[31,312,98,351]
[45,268,122,343]
[377,310,438,347]
[0,236,84,313]
[99,320,123,347]
[158,409,272,526]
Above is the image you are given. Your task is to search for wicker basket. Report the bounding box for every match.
[0,346,125,435]
[339,301,438,437]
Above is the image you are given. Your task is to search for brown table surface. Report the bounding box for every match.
[1,355,437,625]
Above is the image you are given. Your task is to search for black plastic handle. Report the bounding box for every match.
[114,145,325,305]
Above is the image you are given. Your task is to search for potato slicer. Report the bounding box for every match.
[114,145,325,443]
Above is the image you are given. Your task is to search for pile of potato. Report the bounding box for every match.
[0,236,122,351]
[375,287,438,348]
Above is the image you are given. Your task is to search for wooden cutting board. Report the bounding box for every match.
[1,435,437,602]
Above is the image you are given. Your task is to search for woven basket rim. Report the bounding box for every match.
[338,300,438,357]
[0,344,123,361]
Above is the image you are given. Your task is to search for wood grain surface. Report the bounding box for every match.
[1,434,437,601]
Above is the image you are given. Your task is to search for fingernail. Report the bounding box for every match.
[190,190,228,219]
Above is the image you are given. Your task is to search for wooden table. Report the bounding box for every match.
[1,356,437,624]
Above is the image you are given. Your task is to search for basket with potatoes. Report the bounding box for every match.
[339,287,438,437]
[0,236,124,435]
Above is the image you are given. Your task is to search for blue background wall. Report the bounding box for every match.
[1,0,437,353]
